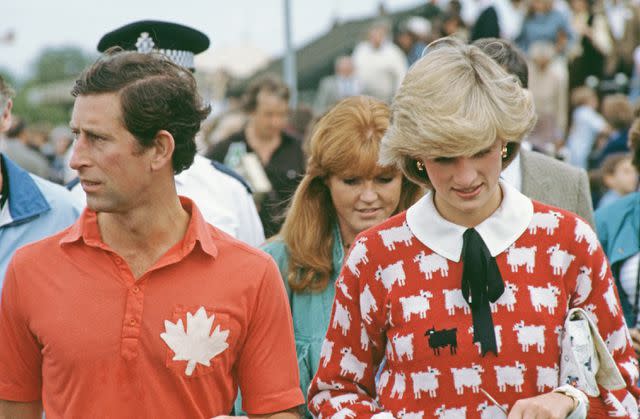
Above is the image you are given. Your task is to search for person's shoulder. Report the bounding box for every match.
[10,223,75,266]
[209,225,272,264]
[530,199,592,235]
[206,131,244,161]
[30,174,81,215]
[521,150,582,177]
[210,160,252,195]
[357,211,409,241]
[595,191,638,220]
[260,237,286,254]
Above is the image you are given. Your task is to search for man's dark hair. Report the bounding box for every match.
[71,48,211,174]
[243,74,290,113]
[473,38,529,88]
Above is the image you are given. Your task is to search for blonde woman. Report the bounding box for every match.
[236,96,421,416]
[308,38,639,418]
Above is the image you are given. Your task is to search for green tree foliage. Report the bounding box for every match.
[11,45,96,125]
[32,46,95,83]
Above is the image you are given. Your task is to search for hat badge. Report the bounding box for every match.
[135,32,155,53]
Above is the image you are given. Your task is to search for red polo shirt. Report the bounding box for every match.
[0,197,303,418]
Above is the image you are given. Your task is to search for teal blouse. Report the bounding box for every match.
[235,225,343,417]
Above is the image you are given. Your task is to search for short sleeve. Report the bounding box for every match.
[0,261,43,401]
[236,257,304,414]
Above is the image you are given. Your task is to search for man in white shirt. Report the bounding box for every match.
[68,20,264,247]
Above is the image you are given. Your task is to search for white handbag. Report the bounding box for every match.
[559,307,627,397]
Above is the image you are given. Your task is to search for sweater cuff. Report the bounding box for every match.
[553,385,588,419]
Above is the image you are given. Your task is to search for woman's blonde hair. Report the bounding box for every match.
[379,37,537,189]
[280,96,422,293]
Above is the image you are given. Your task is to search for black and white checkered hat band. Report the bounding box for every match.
[135,32,195,68]
[156,48,194,68]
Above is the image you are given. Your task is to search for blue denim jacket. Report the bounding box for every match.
[0,154,80,288]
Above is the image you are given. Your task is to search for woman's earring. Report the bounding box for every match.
[416,160,425,171]
[501,144,508,159]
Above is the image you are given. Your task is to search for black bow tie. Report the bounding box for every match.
[461,228,505,356]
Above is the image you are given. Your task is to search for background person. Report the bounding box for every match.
[67,20,265,247]
[596,119,640,350]
[474,37,595,226]
[0,75,79,287]
[207,75,305,239]
[238,96,421,417]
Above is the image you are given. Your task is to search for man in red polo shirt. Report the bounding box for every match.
[0,49,303,418]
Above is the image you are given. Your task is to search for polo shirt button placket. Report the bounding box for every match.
[121,279,145,361]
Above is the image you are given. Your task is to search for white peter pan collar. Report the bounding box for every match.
[406,181,533,262]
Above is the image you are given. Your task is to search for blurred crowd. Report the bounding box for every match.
[2,0,640,215]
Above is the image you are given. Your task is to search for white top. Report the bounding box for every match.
[352,40,407,103]
[70,154,265,247]
[619,252,640,327]
[566,106,607,170]
[406,180,534,262]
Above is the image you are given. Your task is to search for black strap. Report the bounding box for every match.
[0,156,9,209]
[461,228,505,356]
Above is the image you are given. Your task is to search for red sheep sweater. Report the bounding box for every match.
[308,183,640,418]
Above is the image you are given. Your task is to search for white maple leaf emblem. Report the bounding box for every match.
[160,306,230,376]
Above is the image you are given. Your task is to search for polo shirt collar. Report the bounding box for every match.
[59,196,218,259]
[406,181,533,262]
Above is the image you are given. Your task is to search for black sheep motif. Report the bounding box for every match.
[425,327,457,355]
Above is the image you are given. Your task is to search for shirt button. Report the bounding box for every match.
[129,319,136,326]
[132,286,140,293]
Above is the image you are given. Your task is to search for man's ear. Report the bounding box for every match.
[149,129,175,172]
[0,99,13,134]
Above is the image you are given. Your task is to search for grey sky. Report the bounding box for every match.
[1,0,421,78]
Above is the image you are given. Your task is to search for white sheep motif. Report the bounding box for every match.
[495,361,527,392]
[507,245,537,273]
[477,401,508,419]
[443,288,470,315]
[574,218,598,255]
[513,320,545,352]
[528,210,563,235]
[413,250,449,279]
[528,282,561,314]
[392,332,414,361]
[360,284,378,324]
[410,367,440,399]
[345,237,368,276]
[399,290,433,321]
[332,301,351,335]
[574,266,592,304]
[397,409,424,419]
[390,372,406,399]
[378,221,413,250]
[547,244,575,276]
[536,364,559,392]
[491,281,518,312]
[451,364,484,395]
[434,405,467,419]
[604,280,621,316]
[375,261,406,290]
[339,347,367,381]
[320,339,334,368]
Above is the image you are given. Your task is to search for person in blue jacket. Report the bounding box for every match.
[596,115,640,356]
[0,75,80,287]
